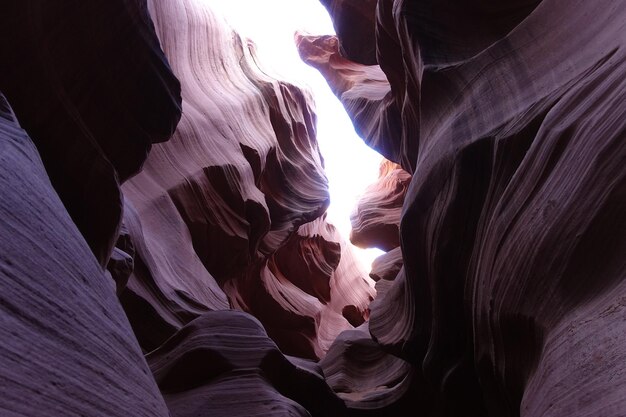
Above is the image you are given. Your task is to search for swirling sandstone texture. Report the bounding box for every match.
[0,2,181,415]
[300,0,626,416]
[146,311,347,417]
[350,159,411,251]
[2,0,624,416]
[225,215,375,359]
[0,0,374,416]
[121,0,374,360]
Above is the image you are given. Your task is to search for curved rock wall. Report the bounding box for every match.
[350,159,411,251]
[301,0,626,416]
[146,311,346,417]
[0,0,374,415]
[318,0,378,65]
[225,215,374,359]
[0,93,170,416]
[120,0,374,359]
[0,2,182,415]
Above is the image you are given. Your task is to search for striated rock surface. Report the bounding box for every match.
[147,311,346,417]
[4,0,624,416]
[0,0,182,266]
[320,326,412,410]
[369,246,402,282]
[0,0,369,415]
[350,159,411,251]
[301,0,626,416]
[0,93,170,416]
[0,0,382,416]
[120,0,375,361]
[297,33,412,169]
[2,1,379,415]
[226,215,375,359]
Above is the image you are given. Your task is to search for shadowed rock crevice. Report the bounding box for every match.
[0,0,182,266]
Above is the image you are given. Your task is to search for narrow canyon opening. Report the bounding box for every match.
[210,0,386,271]
[0,0,624,416]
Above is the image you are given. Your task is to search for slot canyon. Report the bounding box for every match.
[0,0,624,416]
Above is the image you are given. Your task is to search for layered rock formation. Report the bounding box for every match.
[350,159,411,251]
[121,0,374,360]
[0,94,170,416]
[146,311,347,417]
[0,1,181,415]
[1,0,625,416]
[0,0,374,415]
[225,216,375,358]
[300,0,626,416]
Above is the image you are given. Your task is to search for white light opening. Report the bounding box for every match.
[205,0,384,271]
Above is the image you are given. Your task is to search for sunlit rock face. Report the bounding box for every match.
[301,0,626,416]
[304,156,413,415]
[369,246,401,281]
[121,0,374,361]
[225,215,374,359]
[350,159,411,251]
[297,33,405,166]
[3,0,624,416]
[0,1,373,416]
[0,94,170,416]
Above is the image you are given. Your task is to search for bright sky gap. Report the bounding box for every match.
[207,0,385,270]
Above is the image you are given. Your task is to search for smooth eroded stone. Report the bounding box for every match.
[321,327,413,410]
[121,0,374,360]
[147,311,346,417]
[297,33,409,168]
[304,0,626,415]
[350,160,411,251]
[0,93,169,417]
[319,0,378,65]
[369,247,403,282]
[226,216,375,359]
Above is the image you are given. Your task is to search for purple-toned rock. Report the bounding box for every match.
[121,0,374,360]
[320,327,412,409]
[226,216,375,359]
[147,311,346,417]
[350,160,411,251]
[302,0,626,415]
[0,93,169,416]
[319,0,378,65]
[369,247,402,282]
